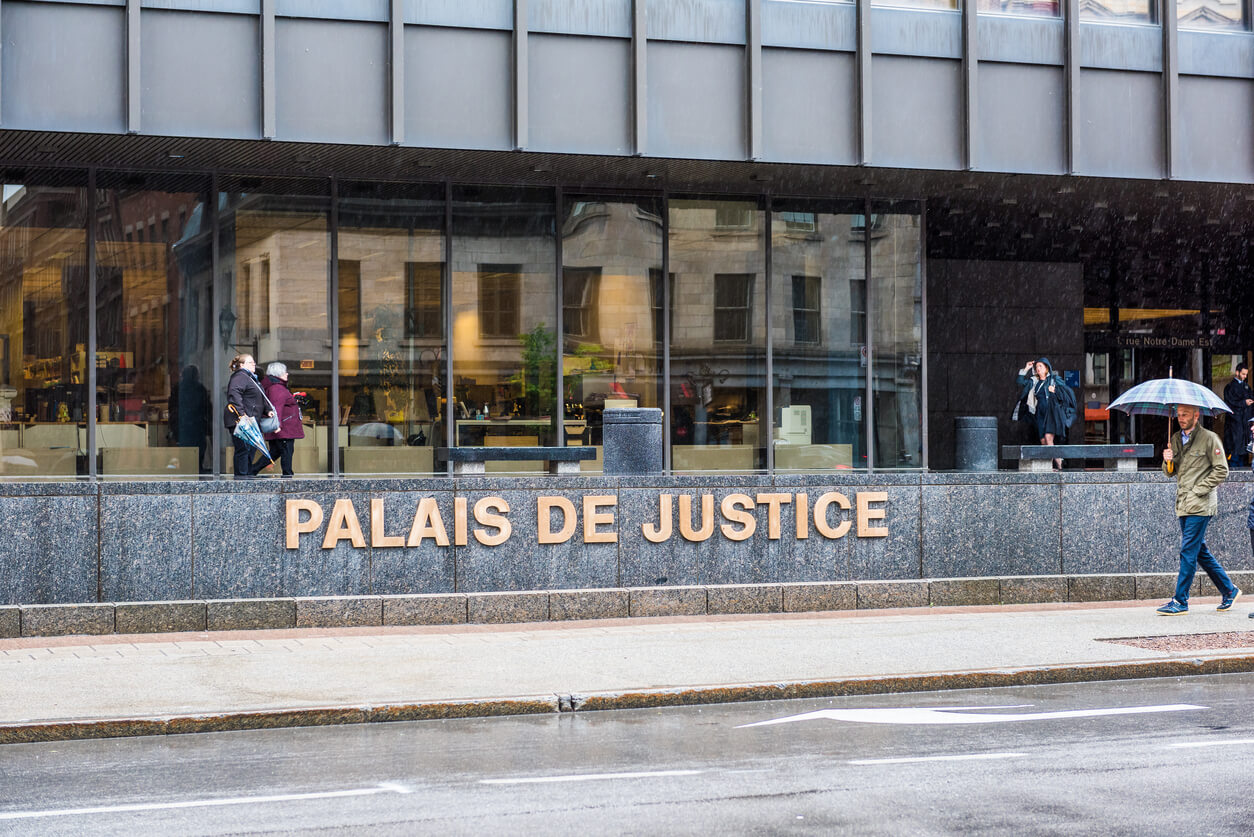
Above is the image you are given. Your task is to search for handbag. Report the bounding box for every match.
[251,378,281,434]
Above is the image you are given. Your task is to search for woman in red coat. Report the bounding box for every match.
[261,362,305,477]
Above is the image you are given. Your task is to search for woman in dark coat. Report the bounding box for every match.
[1015,357,1073,470]
[224,354,272,478]
[261,361,304,478]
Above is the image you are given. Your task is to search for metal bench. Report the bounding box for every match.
[436,446,597,475]
[1001,444,1155,472]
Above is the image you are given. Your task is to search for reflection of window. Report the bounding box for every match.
[478,264,520,338]
[649,268,672,346]
[338,260,361,340]
[850,214,884,240]
[780,211,817,234]
[240,256,271,340]
[714,204,755,230]
[1086,352,1109,386]
[714,273,753,343]
[792,275,821,345]
[850,278,866,345]
[405,262,443,338]
[563,267,600,340]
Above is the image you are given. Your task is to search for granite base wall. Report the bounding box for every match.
[2,472,1252,606]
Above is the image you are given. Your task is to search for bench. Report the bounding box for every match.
[436,446,597,475]
[1001,444,1155,472]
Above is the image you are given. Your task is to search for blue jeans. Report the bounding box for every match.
[1174,515,1237,605]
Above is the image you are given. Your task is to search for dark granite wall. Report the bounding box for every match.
[2,472,1252,605]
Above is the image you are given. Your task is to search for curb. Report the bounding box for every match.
[6,571,1248,640]
[5,653,1254,745]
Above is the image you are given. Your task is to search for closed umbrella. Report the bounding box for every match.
[232,414,273,462]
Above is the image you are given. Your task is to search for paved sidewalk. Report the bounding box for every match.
[3,598,1254,743]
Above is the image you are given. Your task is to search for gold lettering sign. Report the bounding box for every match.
[283,490,890,549]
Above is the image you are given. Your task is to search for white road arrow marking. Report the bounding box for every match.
[738,703,1205,728]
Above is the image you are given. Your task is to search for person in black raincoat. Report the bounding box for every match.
[1013,357,1076,470]
[1222,362,1252,468]
[224,353,274,479]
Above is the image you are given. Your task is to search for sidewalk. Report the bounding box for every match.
[4,598,1254,744]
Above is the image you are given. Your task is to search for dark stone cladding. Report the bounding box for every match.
[0,471,1250,606]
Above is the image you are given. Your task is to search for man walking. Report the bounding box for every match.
[1222,362,1253,468]
[1158,403,1241,614]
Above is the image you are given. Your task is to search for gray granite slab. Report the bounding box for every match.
[549,589,629,621]
[922,483,1061,577]
[192,492,287,599]
[706,584,782,614]
[851,486,921,580]
[456,489,619,592]
[698,489,786,586]
[20,603,114,637]
[114,601,206,634]
[368,492,457,595]
[857,580,928,610]
[206,598,295,631]
[782,582,856,613]
[100,494,194,602]
[0,496,98,605]
[929,578,999,606]
[1205,482,1254,571]
[467,591,549,623]
[617,489,698,587]
[1068,574,1134,603]
[1000,575,1067,604]
[1061,483,1130,574]
[627,586,707,617]
[382,594,467,626]
[1128,483,1187,573]
[0,606,19,638]
[295,596,383,628]
[280,492,373,598]
[767,490,851,583]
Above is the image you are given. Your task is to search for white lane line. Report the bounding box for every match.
[1169,738,1254,749]
[0,784,411,822]
[849,752,1027,766]
[481,770,703,785]
[740,703,1205,728]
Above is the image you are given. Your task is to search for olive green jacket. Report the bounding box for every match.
[1162,426,1228,517]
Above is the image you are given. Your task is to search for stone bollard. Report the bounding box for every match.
[955,416,998,471]
[603,407,664,476]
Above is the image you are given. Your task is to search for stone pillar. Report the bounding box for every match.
[603,407,663,475]
[955,416,998,471]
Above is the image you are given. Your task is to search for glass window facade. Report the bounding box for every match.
[0,172,89,477]
[0,173,939,478]
[977,0,1059,17]
[451,186,557,471]
[1178,0,1246,29]
[669,198,768,473]
[770,200,868,472]
[336,182,446,476]
[1080,0,1157,24]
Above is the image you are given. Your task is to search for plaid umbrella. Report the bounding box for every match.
[232,414,273,461]
[1108,378,1231,418]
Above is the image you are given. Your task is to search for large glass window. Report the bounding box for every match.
[977,0,1059,17]
[451,186,557,470]
[1178,0,1245,29]
[96,173,212,477]
[337,182,446,476]
[869,204,924,469]
[560,196,664,472]
[1080,0,1156,24]
[669,198,767,473]
[0,172,89,477]
[873,0,960,9]
[770,200,868,472]
[218,178,331,476]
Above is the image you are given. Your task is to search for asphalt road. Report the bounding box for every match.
[3,674,1254,836]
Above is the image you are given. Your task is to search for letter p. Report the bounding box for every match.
[286,499,324,549]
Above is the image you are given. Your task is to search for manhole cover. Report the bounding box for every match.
[1100,631,1254,652]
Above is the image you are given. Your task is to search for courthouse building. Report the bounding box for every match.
[0,0,1249,479]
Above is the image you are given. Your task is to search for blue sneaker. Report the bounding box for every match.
[1218,589,1241,612]
[1157,600,1188,615]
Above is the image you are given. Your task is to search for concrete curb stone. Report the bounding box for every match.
[20,604,115,637]
[1069,574,1135,603]
[0,606,19,639]
[468,591,549,624]
[115,601,206,634]
[782,582,856,613]
[206,599,295,632]
[929,578,999,607]
[707,584,782,615]
[295,596,383,628]
[1000,575,1068,604]
[858,580,928,610]
[628,586,706,617]
[382,594,467,626]
[549,589,629,621]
